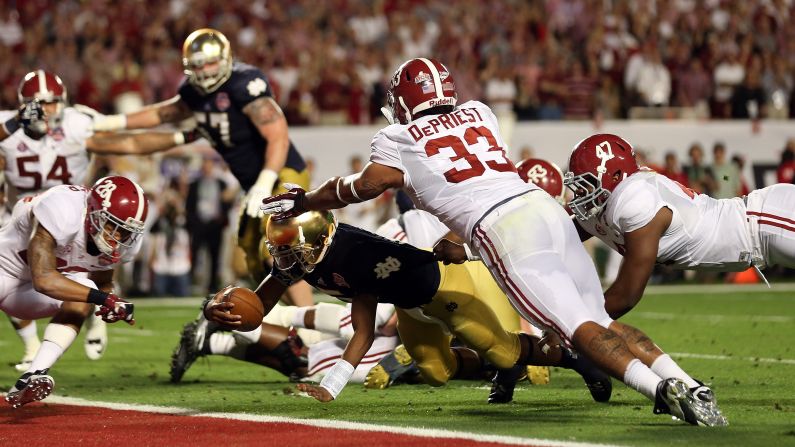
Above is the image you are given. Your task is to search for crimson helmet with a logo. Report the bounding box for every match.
[85,176,149,263]
[18,69,67,128]
[382,58,457,125]
[563,133,639,220]
[516,158,566,204]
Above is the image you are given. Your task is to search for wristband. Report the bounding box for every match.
[319,360,355,399]
[2,116,20,134]
[254,169,279,190]
[94,114,127,132]
[87,288,110,306]
[335,177,351,205]
[173,131,185,146]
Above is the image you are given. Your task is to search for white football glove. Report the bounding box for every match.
[74,104,127,131]
[245,169,279,218]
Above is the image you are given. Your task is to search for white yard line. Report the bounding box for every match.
[670,352,795,365]
[632,311,793,323]
[5,394,625,447]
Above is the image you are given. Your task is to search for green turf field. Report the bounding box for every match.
[2,286,794,446]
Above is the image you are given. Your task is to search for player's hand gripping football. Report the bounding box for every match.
[432,238,469,265]
[95,294,135,325]
[202,285,242,328]
[296,383,334,402]
[260,183,307,220]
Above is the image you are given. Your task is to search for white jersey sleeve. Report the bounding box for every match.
[62,107,95,143]
[369,128,405,172]
[607,179,665,233]
[31,186,84,246]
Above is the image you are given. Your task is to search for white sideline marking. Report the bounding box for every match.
[633,311,793,323]
[671,352,795,365]
[13,395,624,447]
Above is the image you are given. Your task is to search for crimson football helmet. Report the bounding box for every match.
[516,158,566,204]
[182,28,233,94]
[85,176,149,263]
[564,133,639,220]
[382,58,457,125]
[18,69,67,130]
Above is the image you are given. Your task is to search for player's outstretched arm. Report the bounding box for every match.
[603,207,672,319]
[77,96,192,131]
[86,130,198,156]
[241,97,289,218]
[297,293,378,402]
[262,162,404,219]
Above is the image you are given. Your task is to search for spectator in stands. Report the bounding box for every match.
[150,194,192,297]
[660,152,689,187]
[731,155,751,196]
[777,139,795,184]
[731,69,767,119]
[684,143,717,196]
[562,59,597,120]
[185,156,237,294]
[712,52,746,118]
[710,142,742,199]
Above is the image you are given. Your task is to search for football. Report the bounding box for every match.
[214,286,265,332]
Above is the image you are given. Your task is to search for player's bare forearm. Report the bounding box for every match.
[244,97,290,172]
[87,131,181,155]
[254,275,288,316]
[28,223,93,302]
[304,162,403,211]
[341,294,378,367]
[126,96,191,128]
[89,270,115,294]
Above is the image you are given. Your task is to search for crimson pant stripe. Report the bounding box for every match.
[758,219,795,234]
[307,349,394,375]
[747,211,795,226]
[474,227,569,342]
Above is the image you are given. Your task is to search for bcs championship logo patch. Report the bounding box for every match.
[215,92,231,111]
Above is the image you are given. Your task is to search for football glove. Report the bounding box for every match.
[260,183,306,220]
[245,169,279,218]
[18,100,47,139]
[95,294,135,325]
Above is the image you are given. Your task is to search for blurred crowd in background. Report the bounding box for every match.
[2,0,795,296]
[1,0,795,124]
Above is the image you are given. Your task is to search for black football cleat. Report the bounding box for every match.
[561,348,612,402]
[170,312,217,383]
[488,364,525,404]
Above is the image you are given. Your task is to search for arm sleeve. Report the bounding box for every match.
[612,182,665,233]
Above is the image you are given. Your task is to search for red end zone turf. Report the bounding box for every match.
[0,402,539,447]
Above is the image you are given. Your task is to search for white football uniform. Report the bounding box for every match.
[0,107,94,207]
[369,101,611,340]
[0,185,140,319]
[578,170,795,271]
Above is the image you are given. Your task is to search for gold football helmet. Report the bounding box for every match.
[182,28,233,94]
[265,211,337,274]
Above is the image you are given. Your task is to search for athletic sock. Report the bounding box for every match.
[25,323,78,374]
[650,354,699,388]
[209,333,237,356]
[623,358,663,400]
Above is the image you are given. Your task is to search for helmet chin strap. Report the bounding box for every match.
[380,106,395,125]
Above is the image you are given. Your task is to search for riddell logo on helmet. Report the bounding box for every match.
[429,98,455,107]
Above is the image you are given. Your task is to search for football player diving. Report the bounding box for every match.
[203,211,611,404]
[566,133,795,318]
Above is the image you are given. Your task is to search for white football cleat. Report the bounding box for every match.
[6,370,54,409]
[84,310,108,360]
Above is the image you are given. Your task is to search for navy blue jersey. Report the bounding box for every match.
[178,62,306,191]
[271,224,440,309]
